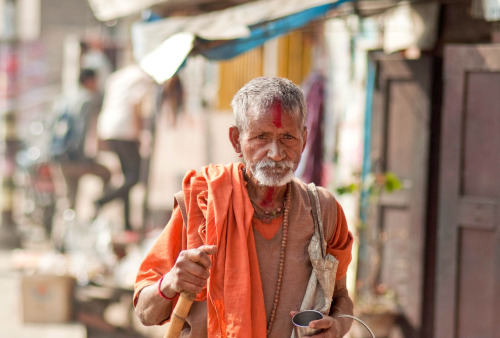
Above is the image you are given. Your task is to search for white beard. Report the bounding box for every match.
[249,160,296,187]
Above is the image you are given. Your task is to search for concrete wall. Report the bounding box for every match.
[148,110,239,213]
[40,0,102,87]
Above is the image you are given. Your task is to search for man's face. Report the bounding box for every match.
[234,105,307,187]
[83,77,98,92]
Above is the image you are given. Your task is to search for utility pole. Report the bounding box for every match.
[0,0,21,248]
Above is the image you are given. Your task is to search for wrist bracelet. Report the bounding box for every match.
[158,275,177,300]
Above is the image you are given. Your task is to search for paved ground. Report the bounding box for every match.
[0,249,87,338]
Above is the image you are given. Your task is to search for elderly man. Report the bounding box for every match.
[134,77,354,337]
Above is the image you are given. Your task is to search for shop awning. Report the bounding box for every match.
[131,0,352,83]
[87,0,171,21]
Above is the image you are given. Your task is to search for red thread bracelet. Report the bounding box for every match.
[158,275,177,300]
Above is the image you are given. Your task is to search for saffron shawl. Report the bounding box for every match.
[182,163,267,337]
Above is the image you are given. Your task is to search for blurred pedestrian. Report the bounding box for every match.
[79,38,113,94]
[95,64,154,232]
[50,68,111,210]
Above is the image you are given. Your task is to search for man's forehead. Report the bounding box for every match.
[249,106,298,118]
[245,109,301,129]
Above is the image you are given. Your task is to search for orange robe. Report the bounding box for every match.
[134,163,352,337]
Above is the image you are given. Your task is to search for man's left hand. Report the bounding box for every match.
[289,311,341,338]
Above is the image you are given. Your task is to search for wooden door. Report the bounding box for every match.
[436,44,500,338]
[368,53,432,336]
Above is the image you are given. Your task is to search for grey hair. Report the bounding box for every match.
[230,77,307,133]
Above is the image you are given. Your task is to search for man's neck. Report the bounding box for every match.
[245,172,289,211]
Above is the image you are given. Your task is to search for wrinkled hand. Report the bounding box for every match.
[289,311,341,338]
[163,245,217,297]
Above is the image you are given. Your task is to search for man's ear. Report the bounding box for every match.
[301,127,308,153]
[229,126,242,154]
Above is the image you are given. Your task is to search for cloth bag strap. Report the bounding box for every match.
[294,182,338,338]
[174,191,188,229]
[306,183,329,257]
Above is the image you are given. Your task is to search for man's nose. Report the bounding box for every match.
[267,139,285,161]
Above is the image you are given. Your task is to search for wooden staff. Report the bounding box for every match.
[164,291,196,338]
[163,243,216,338]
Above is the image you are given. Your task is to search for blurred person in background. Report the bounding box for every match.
[50,68,111,211]
[95,64,154,233]
[79,38,113,94]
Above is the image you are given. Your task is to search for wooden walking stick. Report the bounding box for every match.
[164,245,216,338]
[164,291,196,338]
[164,191,195,338]
[165,192,216,337]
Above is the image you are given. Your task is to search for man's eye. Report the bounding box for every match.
[257,135,266,139]
[283,135,294,140]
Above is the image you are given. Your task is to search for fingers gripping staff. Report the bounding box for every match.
[165,245,216,338]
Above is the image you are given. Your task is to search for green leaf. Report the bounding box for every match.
[336,183,359,195]
[384,172,402,192]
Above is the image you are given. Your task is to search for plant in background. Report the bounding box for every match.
[336,171,403,336]
[336,171,402,197]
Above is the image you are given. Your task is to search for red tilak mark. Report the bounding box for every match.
[272,101,282,128]
[261,187,275,207]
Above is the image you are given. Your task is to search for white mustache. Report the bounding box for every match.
[255,160,294,171]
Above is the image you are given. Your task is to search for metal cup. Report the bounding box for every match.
[292,310,324,337]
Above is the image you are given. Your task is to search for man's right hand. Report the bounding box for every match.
[161,244,217,297]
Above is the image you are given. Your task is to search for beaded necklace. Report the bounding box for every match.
[266,182,292,335]
[250,199,284,222]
